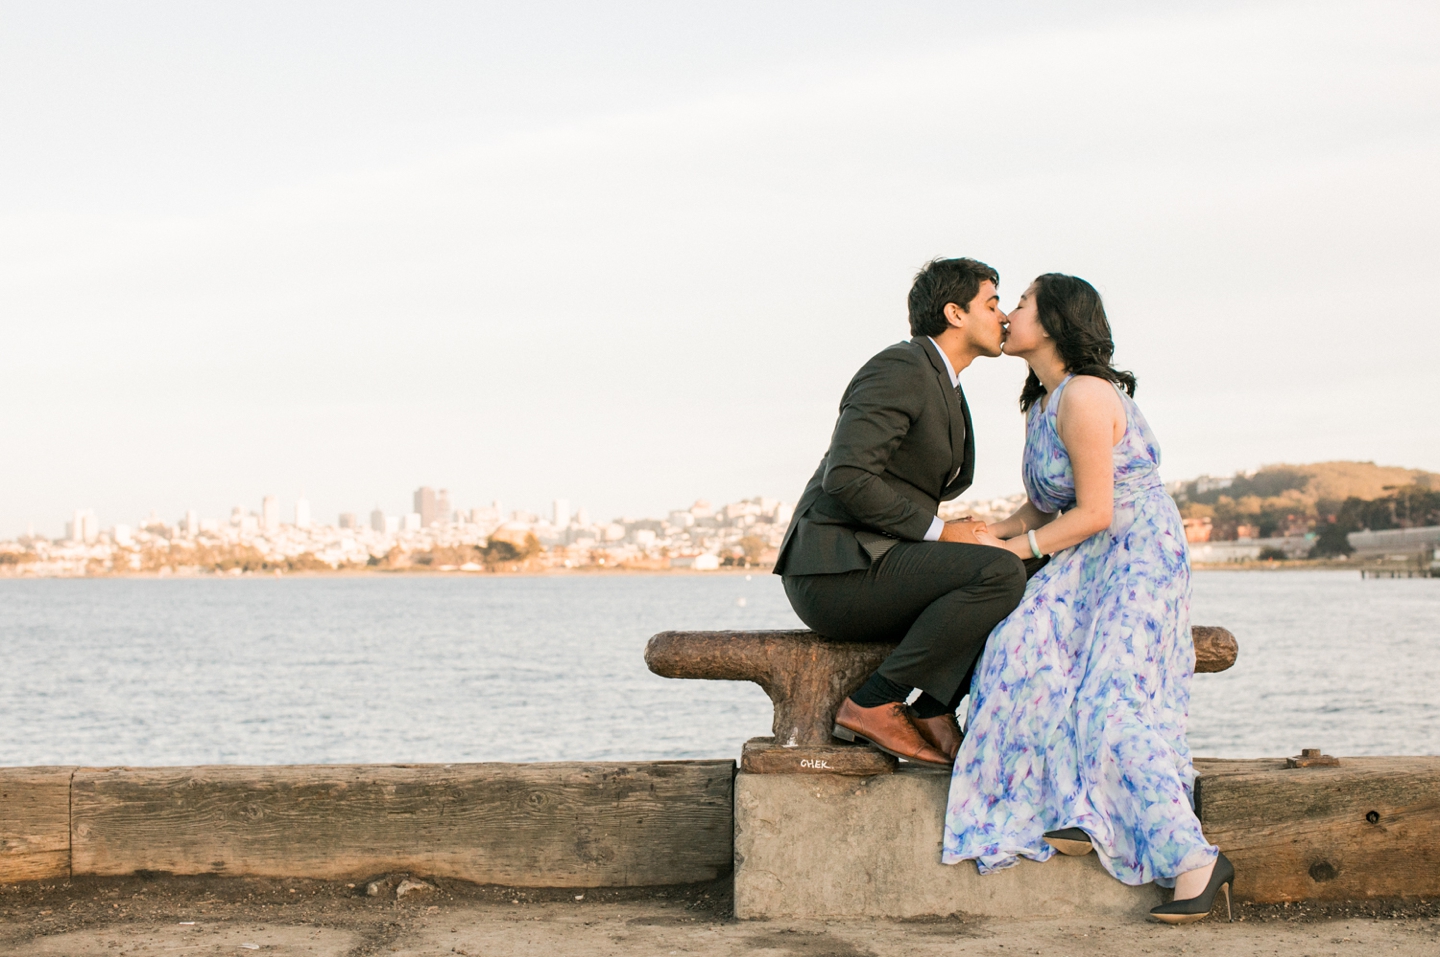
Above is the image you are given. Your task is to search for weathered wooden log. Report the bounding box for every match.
[69,761,733,887]
[0,767,74,882]
[647,630,890,748]
[1194,756,1440,902]
[741,736,897,775]
[1192,625,1239,674]
[646,626,1238,753]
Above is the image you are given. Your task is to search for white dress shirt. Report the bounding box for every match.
[922,337,960,541]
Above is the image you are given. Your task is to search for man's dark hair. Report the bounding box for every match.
[907,258,999,337]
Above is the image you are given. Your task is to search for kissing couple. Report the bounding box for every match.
[772,258,1232,923]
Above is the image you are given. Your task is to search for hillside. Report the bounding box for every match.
[1180,461,1439,509]
[1175,461,1440,552]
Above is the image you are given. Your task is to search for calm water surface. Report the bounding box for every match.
[0,570,1435,765]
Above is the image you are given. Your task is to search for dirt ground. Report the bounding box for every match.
[1,874,1437,956]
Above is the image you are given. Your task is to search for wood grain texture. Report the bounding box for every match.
[741,736,897,776]
[1194,756,1440,903]
[71,761,734,887]
[1190,626,1239,674]
[0,767,74,882]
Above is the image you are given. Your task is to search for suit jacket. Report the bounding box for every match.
[773,337,975,577]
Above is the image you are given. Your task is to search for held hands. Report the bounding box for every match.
[941,518,1022,554]
[940,518,1034,556]
[938,518,987,545]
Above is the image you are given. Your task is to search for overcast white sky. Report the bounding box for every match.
[2,0,1437,536]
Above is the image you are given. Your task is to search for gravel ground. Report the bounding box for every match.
[1,875,1437,956]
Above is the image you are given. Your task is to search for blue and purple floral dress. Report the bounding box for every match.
[941,376,1217,886]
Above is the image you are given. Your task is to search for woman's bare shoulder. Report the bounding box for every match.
[1055,375,1125,424]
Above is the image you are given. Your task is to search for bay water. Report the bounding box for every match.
[0,569,1435,766]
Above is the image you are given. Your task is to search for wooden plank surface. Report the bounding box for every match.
[71,761,734,887]
[1194,756,1440,903]
[740,736,896,775]
[0,767,74,882]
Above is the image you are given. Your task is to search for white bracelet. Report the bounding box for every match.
[1027,529,1044,559]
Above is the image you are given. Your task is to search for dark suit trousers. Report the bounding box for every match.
[782,542,1027,706]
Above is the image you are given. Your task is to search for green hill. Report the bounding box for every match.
[1180,461,1438,509]
[1175,461,1440,552]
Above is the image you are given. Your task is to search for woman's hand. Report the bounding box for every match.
[971,527,1008,549]
[975,527,1046,560]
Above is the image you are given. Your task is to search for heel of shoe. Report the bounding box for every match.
[832,724,858,743]
[1149,852,1235,924]
[1042,828,1094,857]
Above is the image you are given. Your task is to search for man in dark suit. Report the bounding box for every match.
[774,258,1027,767]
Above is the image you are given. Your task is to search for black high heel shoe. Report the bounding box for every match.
[1150,853,1235,924]
[1042,827,1094,856]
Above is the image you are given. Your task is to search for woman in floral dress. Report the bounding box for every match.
[943,273,1233,922]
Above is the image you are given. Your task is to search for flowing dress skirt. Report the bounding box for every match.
[941,457,1217,885]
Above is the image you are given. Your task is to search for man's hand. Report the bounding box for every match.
[938,518,987,545]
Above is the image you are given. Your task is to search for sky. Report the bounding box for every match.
[2,0,1437,536]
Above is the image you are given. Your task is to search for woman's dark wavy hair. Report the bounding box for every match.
[1018,273,1137,413]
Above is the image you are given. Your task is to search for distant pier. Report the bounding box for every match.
[1361,567,1437,579]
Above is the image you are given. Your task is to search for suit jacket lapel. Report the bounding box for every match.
[913,335,950,382]
[912,337,970,491]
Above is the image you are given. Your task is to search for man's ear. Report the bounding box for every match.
[943,302,967,328]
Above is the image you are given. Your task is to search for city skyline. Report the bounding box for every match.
[27,451,1440,543]
[42,488,686,543]
[46,487,762,544]
[7,487,820,578]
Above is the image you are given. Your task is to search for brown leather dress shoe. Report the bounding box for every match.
[911,710,963,763]
[831,698,951,767]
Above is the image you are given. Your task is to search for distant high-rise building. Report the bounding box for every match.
[183,509,200,537]
[261,495,280,532]
[414,487,438,527]
[338,512,358,529]
[67,509,99,544]
[403,512,422,532]
[553,498,571,528]
[370,507,387,533]
[436,489,452,526]
[574,506,589,527]
[295,498,311,529]
[112,524,133,546]
[386,515,401,534]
